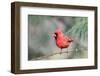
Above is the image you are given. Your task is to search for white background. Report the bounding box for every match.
[0,0,100,76]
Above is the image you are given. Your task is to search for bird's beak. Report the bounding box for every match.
[52,34,56,37]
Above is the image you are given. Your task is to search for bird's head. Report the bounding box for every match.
[52,27,63,39]
[52,32,58,39]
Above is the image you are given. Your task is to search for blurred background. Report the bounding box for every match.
[28,15,88,60]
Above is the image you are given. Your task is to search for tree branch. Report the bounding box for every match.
[33,50,74,60]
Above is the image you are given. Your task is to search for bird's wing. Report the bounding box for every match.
[64,36,73,42]
[64,36,70,41]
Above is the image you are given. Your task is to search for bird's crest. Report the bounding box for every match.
[55,27,62,34]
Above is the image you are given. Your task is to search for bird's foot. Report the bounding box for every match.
[60,51,62,55]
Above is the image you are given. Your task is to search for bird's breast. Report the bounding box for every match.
[56,37,69,48]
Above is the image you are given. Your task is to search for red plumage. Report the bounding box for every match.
[53,27,73,54]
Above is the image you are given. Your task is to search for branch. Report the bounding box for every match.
[33,50,74,60]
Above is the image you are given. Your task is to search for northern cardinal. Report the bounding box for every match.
[53,27,73,54]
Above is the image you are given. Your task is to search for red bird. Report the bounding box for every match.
[53,27,73,54]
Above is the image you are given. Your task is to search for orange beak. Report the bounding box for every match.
[52,34,56,37]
